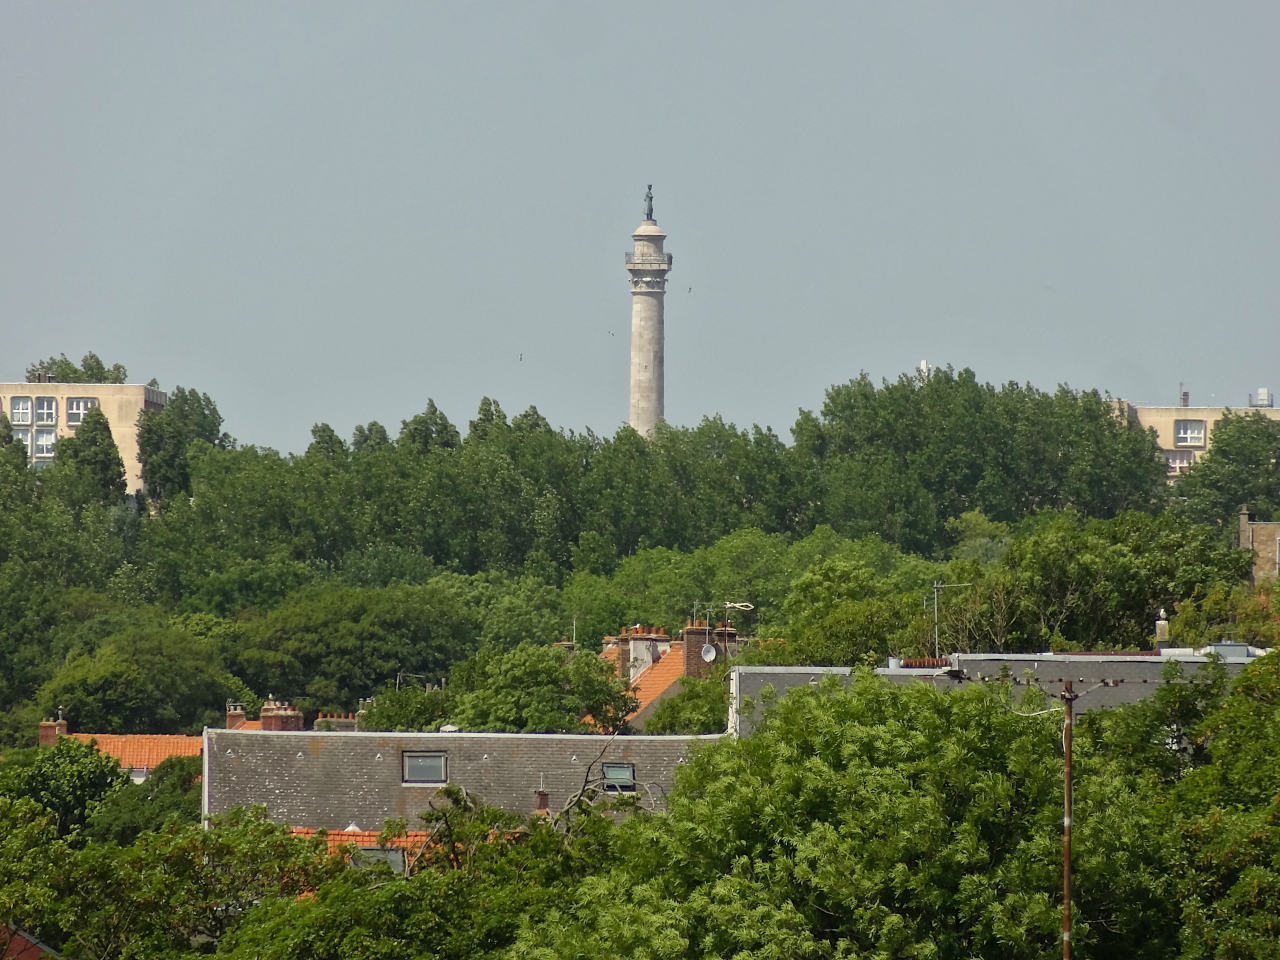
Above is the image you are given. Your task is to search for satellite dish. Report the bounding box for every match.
[701,643,718,663]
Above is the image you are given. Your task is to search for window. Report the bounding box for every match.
[11,429,30,455]
[602,762,636,793]
[1165,450,1195,476]
[9,397,31,425]
[354,847,408,874]
[402,751,447,784]
[1174,419,1206,447]
[35,397,57,425]
[33,429,56,458]
[66,397,99,426]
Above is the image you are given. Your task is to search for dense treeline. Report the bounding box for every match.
[3,655,1279,959]
[2,363,1278,744]
[3,357,1280,958]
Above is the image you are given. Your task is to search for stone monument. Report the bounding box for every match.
[626,185,672,436]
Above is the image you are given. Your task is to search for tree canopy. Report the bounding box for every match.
[25,352,128,384]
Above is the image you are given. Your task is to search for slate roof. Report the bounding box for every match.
[70,733,203,773]
[204,729,714,829]
[729,649,1272,736]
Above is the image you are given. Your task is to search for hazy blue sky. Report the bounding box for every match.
[3,2,1277,453]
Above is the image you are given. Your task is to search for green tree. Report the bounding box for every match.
[26,351,128,384]
[218,791,595,960]
[47,405,126,504]
[305,422,349,461]
[350,419,390,452]
[0,796,65,951]
[1177,410,1280,528]
[1170,652,1280,958]
[231,583,481,714]
[359,683,454,732]
[84,754,202,845]
[644,669,728,734]
[38,623,231,734]
[800,369,1164,555]
[515,673,1171,960]
[49,807,345,958]
[399,398,460,453]
[0,736,126,839]
[136,385,232,501]
[448,641,637,733]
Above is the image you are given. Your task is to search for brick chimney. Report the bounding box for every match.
[682,620,712,679]
[226,701,247,729]
[38,717,68,748]
[616,634,631,681]
[260,700,304,732]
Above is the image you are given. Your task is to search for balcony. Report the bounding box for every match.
[625,253,672,269]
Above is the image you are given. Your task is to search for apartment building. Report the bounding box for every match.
[1115,387,1280,477]
[1,381,167,494]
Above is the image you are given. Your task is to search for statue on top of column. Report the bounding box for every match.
[643,184,654,221]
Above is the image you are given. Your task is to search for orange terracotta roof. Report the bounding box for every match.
[598,644,621,667]
[70,733,202,772]
[290,826,432,856]
[626,641,686,720]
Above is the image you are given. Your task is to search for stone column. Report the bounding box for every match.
[626,214,672,437]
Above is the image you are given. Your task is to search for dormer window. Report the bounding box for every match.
[602,762,636,793]
[402,751,447,784]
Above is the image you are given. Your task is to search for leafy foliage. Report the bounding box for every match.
[0,736,126,839]
[1175,410,1280,527]
[26,352,128,384]
[447,642,638,734]
[84,754,202,845]
[644,669,729,734]
[136,385,232,500]
[46,406,127,505]
[39,622,231,734]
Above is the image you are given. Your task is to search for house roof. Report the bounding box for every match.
[627,641,686,721]
[3,926,59,959]
[70,733,203,772]
[290,826,432,856]
[205,729,710,827]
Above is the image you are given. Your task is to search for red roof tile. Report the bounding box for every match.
[3,926,57,959]
[70,733,202,772]
[290,826,432,856]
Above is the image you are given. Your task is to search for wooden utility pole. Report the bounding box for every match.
[1060,680,1079,960]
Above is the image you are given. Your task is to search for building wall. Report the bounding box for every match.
[0,382,167,494]
[1239,507,1280,586]
[204,729,716,830]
